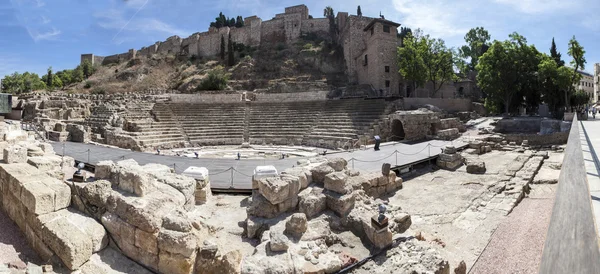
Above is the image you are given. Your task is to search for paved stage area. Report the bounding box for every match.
[52,139,466,190]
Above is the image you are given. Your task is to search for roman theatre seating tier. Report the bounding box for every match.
[303,99,388,148]
[247,101,326,145]
[125,99,390,149]
[166,102,246,146]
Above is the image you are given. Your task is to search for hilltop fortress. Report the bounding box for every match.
[82,5,405,95]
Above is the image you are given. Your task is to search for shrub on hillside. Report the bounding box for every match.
[84,81,92,89]
[197,66,229,91]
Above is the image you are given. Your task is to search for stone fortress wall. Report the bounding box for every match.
[80,4,414,97]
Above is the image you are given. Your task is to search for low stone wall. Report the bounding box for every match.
[403,98,472,113]
[504,132,569,146]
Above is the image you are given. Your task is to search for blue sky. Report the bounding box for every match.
[1,0,599,78]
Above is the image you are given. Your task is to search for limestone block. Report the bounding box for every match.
[3,145,27,163]
[258,177,292,205]
[38,143,54,154]
[311,164,335,184]
[281,167,310,189]
[63,209,108,252]
[158,250,196,274]
[195,181,211,205]
[392,213,412,233]
[246,192,282,218]
[444,146,456,154]
[25,224,56,263]
[54,122,67,132]
[285,213,307,238]
[108,193,172,233]
[116,167,156,196]
[48,131,68,142]
[298,186,326,219]
[327,158,347,172]
[162,209,192,232]
[438,153,461,162]
[94,161,115,180]
[269,230,289,252]
[135,229,159,255]
[324,172,349,194]
[20,180,55,215]
[38,210,99,270]
[27,156,62,172]
[468,141,482,149]
[466,161,486,174]
[27,146,45,157]
[157,230,198,257]
[362,219,393,249]
[152,173,196,210]
[325,191,355,217]
[78,248,154,274]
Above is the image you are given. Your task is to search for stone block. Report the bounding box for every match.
[94,161,114,180]
[363,219,393,249]
[324,172,349,194]
[135,229,159,255]
[27,156,62,172]
[38,143,54,154]
[3,145,27,163]
[285,213,307,238]
[54,122,67,132]
[466,160,486,174]
[195,181,211,205]
[281,167,310,189]
[20,180,56,215]
[116,168,156,197]
[325,191,355,217]
[157,230,198,257]
[298,187,326,219]
[258,177,292,205]
[327,158,347,172]
[27,146,45,157]
[162,209,192,232]
[38,210,98,270]
[269,230,289,252]
[311,164,335,184]
[108,193,172,233]
[438,153,461,162]
[158,250,196,274]
[48,131,68,142]
[381,163,391,176]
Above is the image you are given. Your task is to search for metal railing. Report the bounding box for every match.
[539,115,600,273]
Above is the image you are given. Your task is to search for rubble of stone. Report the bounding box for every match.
[242,157,415,273]
[352,238,450,274]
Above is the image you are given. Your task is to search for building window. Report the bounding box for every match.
[385,80,390,88]
[385,66,390,73]
[383,25,390,33]
[364,55,368,66]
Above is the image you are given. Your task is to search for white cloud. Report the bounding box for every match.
[95,8,190,43]
[27,27,60,41]
[392,0,477,38]
[493,0,581,14]
[40,15,50,24]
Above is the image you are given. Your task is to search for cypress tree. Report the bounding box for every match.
[227,33,234,66]
[357,6,362,16]
[550,38,565,67]
[46,67,53,88]
[220,35,225,60]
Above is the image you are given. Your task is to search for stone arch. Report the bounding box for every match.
[391,119,405,141]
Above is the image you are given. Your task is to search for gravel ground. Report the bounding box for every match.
[0,209,41,265]
[469,187,555,274]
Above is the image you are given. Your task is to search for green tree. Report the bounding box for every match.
[227,33,235,66]
[220,35,225,60]
[46,66,53,88]
[567,36,586,110]
[72,66,84,82]
[397,27,412,45]
[51,74,63,89]
[324,6,337,42]
[235,16,244,28]
[1,72,46,94]
[421,36,456,97]
[357,5,362,16]
[476,33,541,115]
[550,38,564,67]
[458,27,491,75]
[197,66,230,91]
[397,32,426,97]
[81,60,94,79]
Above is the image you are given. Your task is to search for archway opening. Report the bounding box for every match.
[391,119,405,141]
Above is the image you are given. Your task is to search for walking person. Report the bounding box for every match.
[374,135,381,151]
[593,107,597,119]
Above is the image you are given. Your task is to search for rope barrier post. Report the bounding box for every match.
[173,163,176,173]
[87,149,90,164]
[395,151,398,166]
[352,159,354,170]
[428,144,431,157]
[61,143,65,168]
[231,167,234,188]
